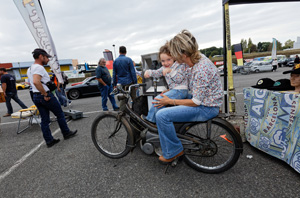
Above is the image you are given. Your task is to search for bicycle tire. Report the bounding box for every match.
[91,112,134,159]
[182,119,241,173]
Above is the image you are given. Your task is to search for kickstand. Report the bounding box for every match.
[164,157,180,174]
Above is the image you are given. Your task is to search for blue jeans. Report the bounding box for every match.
[5,92,27,114]
[33,92,70,144]
[55,87,68,107]
[99,85,119,111]
[146,89,188,123]
[156,105,219,159]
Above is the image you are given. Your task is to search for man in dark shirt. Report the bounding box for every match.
[294,55,300,65]
[112,46,137,111]
[96,58,119,111]
[0,68,27,117]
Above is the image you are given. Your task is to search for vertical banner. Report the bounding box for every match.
[271,38,277,60]
[233,43,244,66]
[14,0,63,83]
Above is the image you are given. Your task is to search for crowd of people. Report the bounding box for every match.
[1,30,300,164]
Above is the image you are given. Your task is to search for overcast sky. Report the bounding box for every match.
[0,0,299,64]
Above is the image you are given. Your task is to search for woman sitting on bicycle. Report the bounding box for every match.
[154,29,224,163]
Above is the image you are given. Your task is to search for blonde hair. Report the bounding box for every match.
[158,42,171,62]
[168,29,201,64]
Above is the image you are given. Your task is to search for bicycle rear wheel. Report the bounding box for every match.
[182,119,242,173]
[91,112,134,159]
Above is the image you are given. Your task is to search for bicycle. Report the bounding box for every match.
[91,83,243,173]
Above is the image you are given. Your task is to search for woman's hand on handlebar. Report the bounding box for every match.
[153,94,171,108]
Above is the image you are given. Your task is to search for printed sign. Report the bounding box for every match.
[244,87,300,174]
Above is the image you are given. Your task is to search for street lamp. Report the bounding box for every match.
[18,62,21,80]
[112,44,116,60]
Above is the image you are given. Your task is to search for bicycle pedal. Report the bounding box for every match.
[171,158,179,167]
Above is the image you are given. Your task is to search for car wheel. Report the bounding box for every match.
[255,69,259,73]
[18,87,23,90]
[68,89,80,100]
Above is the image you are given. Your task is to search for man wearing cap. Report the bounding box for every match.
[283,63,300,92]
[27,48,77,148]
[0,67,28,117]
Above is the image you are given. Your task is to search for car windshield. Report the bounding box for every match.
[82,77,93,83]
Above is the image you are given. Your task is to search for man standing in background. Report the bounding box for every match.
[0,68,27,117]
[27,48,77,148]
[96,58,119,111]
[113,46,137,111]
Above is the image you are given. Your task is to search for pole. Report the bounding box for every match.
[222,4,228,114]
[224,3,236,114]
[18,62,21,80]
[112,44,116,60]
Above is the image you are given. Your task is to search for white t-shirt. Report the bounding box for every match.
[27,64,50,93]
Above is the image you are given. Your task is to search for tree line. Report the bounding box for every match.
[200,38,295,58]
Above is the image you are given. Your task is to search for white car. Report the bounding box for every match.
[249,61,273,73]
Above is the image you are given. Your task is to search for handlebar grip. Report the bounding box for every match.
[138,83,147,87]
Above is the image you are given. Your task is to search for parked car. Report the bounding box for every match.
[249,61,273,72]
[217,63,243,76]
[286,57,295,67]
[16,82,29,90]
[65,76,100,100]
[70,76,94,86]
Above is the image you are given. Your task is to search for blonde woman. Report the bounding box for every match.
[154,30,223,163]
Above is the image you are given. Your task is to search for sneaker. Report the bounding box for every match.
[3,113,11,117]
[114,108,120,111]
[47,138,60,148]
[103,109,108,111]
[63,130,77,140]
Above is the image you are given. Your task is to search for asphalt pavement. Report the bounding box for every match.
[0,67,300,198]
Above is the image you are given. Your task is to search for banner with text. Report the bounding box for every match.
[244,87,300,174]
[14,0,63,83]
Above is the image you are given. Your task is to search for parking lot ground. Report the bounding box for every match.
[0,67,300,197]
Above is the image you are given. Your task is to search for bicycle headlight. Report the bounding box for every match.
[117,93,126,101]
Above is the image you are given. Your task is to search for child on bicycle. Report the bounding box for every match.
[142,42,190,124]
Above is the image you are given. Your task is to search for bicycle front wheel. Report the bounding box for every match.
[91,112,134,159]
[182,119,241,173]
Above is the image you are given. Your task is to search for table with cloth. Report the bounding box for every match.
[244,87,300,173]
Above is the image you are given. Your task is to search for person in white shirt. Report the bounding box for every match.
[272,58,278,72]
[27,48,77,148]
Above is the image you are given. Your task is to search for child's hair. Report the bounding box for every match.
[158,42,172,62]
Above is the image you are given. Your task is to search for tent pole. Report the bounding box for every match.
[223,4,228,114]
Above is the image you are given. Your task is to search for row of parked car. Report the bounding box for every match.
[217,61,275,76]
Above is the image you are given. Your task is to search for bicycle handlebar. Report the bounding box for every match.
[110,83,147,96]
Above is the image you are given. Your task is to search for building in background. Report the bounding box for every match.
[0,59,77,80]
[294,37,300,49]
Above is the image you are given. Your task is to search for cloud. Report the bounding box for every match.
[0,0,299,64]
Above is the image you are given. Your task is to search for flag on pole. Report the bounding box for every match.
[103,50,114,75]
[271,38,277,60]
[14,0,63,83]
[233,43,244,66]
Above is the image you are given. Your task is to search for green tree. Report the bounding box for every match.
[247,38,253,53]
[283,39,295,49]
[241,39,247,53]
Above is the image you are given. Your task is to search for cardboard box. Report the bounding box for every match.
[0,87,5,103]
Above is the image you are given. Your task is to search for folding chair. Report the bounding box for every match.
[11,105,40,134]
